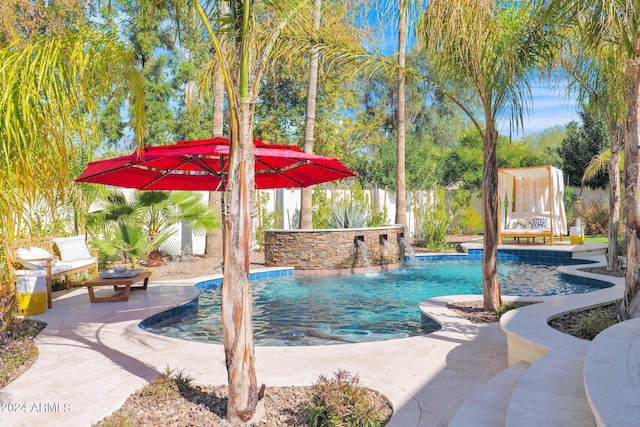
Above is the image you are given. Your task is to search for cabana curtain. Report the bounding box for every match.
[498,166,567,242]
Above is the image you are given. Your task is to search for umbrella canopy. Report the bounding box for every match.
[75,137,355,191]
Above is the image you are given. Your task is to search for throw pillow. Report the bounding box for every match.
[16,247,47,270]
[53,235,92,262]
[30,246,55,260]
[516,218,532,229]
[530,216,550,229]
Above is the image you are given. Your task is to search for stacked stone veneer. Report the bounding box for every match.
[264,225,405,271]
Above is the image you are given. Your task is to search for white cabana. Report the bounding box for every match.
[498,166,567,245]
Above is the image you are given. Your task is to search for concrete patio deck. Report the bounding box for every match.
[1,272,508,427]
[1,241,634,426]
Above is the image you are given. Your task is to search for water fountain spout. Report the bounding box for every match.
[399,237,417,263]
[356,239,370,265]
[381,238,393,258]
[355,239,376,274]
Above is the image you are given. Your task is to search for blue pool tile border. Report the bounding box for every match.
[140,268,294,330]
[559,272,613,290]
[140,299,198,330]
[416,248,578,263]
[414,254,469,261]
[195,268,294,292]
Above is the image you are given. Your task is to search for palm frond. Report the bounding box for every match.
[582,149,622,183]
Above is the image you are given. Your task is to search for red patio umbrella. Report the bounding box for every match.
[75,137,355,190]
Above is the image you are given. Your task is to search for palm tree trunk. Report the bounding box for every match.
[482,120,501,311]
[299,0,322,230]
[221,100,261,424]
[181,47,197,256]
[220,2,262,419]
[623,59,640,319]
[607,120,621,272]
[205,68,225,258]
[395,3,407,229]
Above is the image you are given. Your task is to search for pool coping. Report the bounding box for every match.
[498,255,623,365]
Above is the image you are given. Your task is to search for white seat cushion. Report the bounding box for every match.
[15,258,96,276]
[54,258,97,273]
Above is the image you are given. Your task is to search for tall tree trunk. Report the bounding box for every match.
[482,120,501,311]
[221,2,261,420]
[205,68,225,259]
[623,59,640,320]
[222,100,262,424]
[395,3,407,229]
[299,0,322,230]
[182,48,196,256]
[607,120,621,272]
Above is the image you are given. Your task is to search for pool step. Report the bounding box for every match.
[506,342,594,427]
[449,361,530,427]
[571,245,606,258]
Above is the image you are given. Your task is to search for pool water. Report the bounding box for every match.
[143,259,611,346]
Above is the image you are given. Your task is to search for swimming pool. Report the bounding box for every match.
[141,257,613,346]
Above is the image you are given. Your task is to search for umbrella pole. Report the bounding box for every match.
[257,191,263,251]
[221,192,226,267]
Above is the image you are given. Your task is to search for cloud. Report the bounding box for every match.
[503,83,579,137]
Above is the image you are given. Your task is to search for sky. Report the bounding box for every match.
[518,82,579,137]
[369,5,581,139]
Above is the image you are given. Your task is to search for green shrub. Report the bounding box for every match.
[138,367,195,402]
[564,186,578,220]
[312,186,332,229]
[449,189,478,235]
[256,191,276,250]
[305,370,386,427]
[578,200,609,236]
[330,181,373,229]
[414,189,450,251]
[462,207,483,235]
[576,310,618,340]
[414,210,450,251]
[495,301,538,316]
[369,204,389,227]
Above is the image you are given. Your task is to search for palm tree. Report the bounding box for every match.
[547,0,640,319]
[418,0,553,310]
[0,27,143,241]
[92,189,218,266]
[563,41,626,272]
[172,1,333,422]
[204,1,227,259]
[299,0,322,230]
[395,0,409,229]
[1,0,85,48]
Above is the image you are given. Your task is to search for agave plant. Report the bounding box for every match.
[329,198,369,229]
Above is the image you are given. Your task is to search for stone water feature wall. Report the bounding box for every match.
[264,225,405,272]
